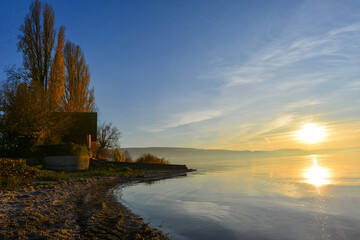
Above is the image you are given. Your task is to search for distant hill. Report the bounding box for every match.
[122,147,359,161]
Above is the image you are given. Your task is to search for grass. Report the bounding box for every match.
[70,164,134,177]
[0,159,137,189]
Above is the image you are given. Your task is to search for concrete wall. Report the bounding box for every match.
[42,155,89,171]
[91,159,189,170]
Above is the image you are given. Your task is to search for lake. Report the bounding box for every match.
[114,152,360,240]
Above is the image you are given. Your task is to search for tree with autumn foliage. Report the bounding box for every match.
[114,149,125,162]
[61,41,95,112]
[17,0,56,93]
[0,0,96,157]
[48,26,66,111]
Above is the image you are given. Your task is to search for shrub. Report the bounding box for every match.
[135,153,169,164]
[71,144,89,156]
[0,176,22,188]
[0,158,57,187]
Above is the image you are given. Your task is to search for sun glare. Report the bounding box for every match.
[304,156,331,187]
[296,123,327,144]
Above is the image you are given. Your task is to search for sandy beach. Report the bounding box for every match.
[0,170,190,239]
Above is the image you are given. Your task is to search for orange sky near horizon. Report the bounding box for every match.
[189,119,360,151]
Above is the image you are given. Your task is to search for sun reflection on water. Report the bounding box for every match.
[304,156,331,187]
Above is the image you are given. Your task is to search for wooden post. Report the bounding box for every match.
[87,134,92,157]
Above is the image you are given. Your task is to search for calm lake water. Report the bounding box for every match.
[114,152,360,240]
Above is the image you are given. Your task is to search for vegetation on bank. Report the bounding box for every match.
[0,159,66,188]
[0,159,136,189]
[135,153,170,164]
[0,154,173,189]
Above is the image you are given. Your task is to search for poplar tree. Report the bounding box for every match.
[0,0,96,157]
[17,0,95,112]
[48,26,65,111]
[17,0,55,92]
[62,41,95,112]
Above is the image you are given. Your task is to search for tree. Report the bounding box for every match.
[0,70,50,156]
[114,149,125,162]
[0,0,63,157]
[17,0,56,92]
[61,41,95,112]
[17,0,95,112]
[48,26,65,111]
[0,67,69,157]
[95,122,120,159]
[0,0,96,157]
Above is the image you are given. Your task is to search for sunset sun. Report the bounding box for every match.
[296,123,327,144]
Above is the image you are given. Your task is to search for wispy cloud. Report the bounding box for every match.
[285,99,322,109]
[223,23,360,87]
[137,22,360,150]
[144,109,224,133]
[164,109,223,128]
[200,24,360,149]
[347,81,360,91]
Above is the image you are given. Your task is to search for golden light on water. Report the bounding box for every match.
[304,156,331,187]
[296,123,327,144]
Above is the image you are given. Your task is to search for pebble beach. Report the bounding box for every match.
[0,170,190,240]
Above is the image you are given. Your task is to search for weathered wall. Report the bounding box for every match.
[42,155,89,171]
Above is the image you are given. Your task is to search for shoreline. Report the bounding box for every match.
[0,169,193,239]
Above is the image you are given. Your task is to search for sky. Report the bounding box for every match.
[1,0,360,151]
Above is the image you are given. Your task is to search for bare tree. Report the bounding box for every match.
[61,41,95,112]
[95,122,120,159]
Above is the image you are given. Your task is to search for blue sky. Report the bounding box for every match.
[1,0,360,150]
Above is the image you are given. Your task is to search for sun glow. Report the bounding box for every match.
[296,123,327,144]
[304,156,331,187]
